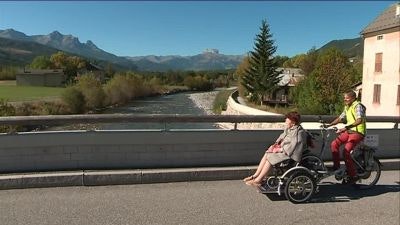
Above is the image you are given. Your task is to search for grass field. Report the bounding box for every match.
[0,80,64,102]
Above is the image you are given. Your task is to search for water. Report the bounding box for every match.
[98,92,218,130]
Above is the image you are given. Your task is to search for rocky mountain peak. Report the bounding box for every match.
[86,40,98,48]
[0,28,29,40]
[203,48,219,54]
[48,31,63,39]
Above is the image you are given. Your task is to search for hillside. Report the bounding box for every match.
[0,37,59,66]
[126,51,245,71]
[318,37,363,58]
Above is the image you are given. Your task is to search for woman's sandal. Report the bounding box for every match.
[246,180,262,187]
[243,175,254,182]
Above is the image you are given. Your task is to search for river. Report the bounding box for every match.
[98,91,218,130]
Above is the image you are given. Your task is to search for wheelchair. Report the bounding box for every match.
[258,151,319,204]
[257,124,381,203]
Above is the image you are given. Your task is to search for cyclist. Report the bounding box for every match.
[325,90,366,184]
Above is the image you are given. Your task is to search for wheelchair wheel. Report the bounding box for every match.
[356,158,381,190]
[284,171,316,204]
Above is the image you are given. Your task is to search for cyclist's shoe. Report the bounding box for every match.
[342,176,359,185]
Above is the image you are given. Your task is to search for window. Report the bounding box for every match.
[375,53,382,72]
[377,35,383,40]
[397,85,400,105]
[373,84,381,103]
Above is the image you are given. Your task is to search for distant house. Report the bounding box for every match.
[263,68,304,106]
[351,81,363,101]
[77,63,105,82]
[360,3,400,117]
[16,69,65,87]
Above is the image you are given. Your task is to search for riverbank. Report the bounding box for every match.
[187,90,219,115]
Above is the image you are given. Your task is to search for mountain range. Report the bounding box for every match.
[0,28,363,71]
[0,29,245,71]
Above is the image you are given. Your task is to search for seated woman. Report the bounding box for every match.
[243,111,307,187]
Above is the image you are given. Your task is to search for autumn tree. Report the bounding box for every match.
[241,19,281,104]
[235,56,251,97]
[282,47,318,76]
[30,56,53,69]
[49,51,87,83]
[291,47,358,114]
[299,47,319,76]
[273,55,290,67]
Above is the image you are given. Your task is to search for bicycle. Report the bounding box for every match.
[259,119,382,203]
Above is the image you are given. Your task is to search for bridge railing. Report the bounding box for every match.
[1,114,398,129]
[0,114,399,173]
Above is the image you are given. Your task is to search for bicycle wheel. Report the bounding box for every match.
[284,172,316,204]
[356,157,381,189]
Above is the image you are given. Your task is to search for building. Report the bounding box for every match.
[77,63,105,82]
[262,68,304,106]
[16,69,65,87]
[360,3,400,116]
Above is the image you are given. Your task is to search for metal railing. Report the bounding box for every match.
[0,114,399,128]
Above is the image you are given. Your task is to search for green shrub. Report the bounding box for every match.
[61,86,86,114]
[0,66,17,80]
[0,99,17,133]
[212,90,234,114]
[104,72,160,106]
[76,73,105,110]
[15,102,36,116]
[184,75,213,91]
[104,75,133,105]
[35,101,69,115]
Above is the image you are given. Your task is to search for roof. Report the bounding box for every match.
[17,69,63,75]
[351,81,362,89]
[86,63,103,71]
[360,3,400,35]
[277,68,305,87]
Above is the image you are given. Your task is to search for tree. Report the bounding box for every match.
[50,51,69,68]
[291,47,358,114]
[235,56,251,97]
[241,19,281,104]
[298,47,319,76]
[49,51,87,83]
[273,55,290,67]
[30,56,53,69]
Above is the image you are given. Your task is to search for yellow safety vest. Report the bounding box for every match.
[345,100,366,135]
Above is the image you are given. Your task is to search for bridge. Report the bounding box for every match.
[0,114,399,189]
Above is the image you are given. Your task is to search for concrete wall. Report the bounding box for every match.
[0,128,398,173]
[16,73,64,87]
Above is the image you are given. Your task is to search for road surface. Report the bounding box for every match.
[0,171,399,225]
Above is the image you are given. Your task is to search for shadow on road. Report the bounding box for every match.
[263,182,400,203]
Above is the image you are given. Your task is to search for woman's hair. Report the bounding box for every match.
[285,111,301,125]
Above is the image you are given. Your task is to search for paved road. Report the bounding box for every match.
[0,171,399,225]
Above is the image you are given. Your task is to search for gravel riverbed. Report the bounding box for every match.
[187,90,219,115]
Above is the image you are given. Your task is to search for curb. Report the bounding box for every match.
[0,159,398,190]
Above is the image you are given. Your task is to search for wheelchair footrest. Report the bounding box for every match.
[258,184,279,194]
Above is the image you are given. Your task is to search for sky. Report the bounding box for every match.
[0,1,396,57]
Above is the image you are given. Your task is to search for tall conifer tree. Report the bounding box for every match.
[241,20,281,104]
